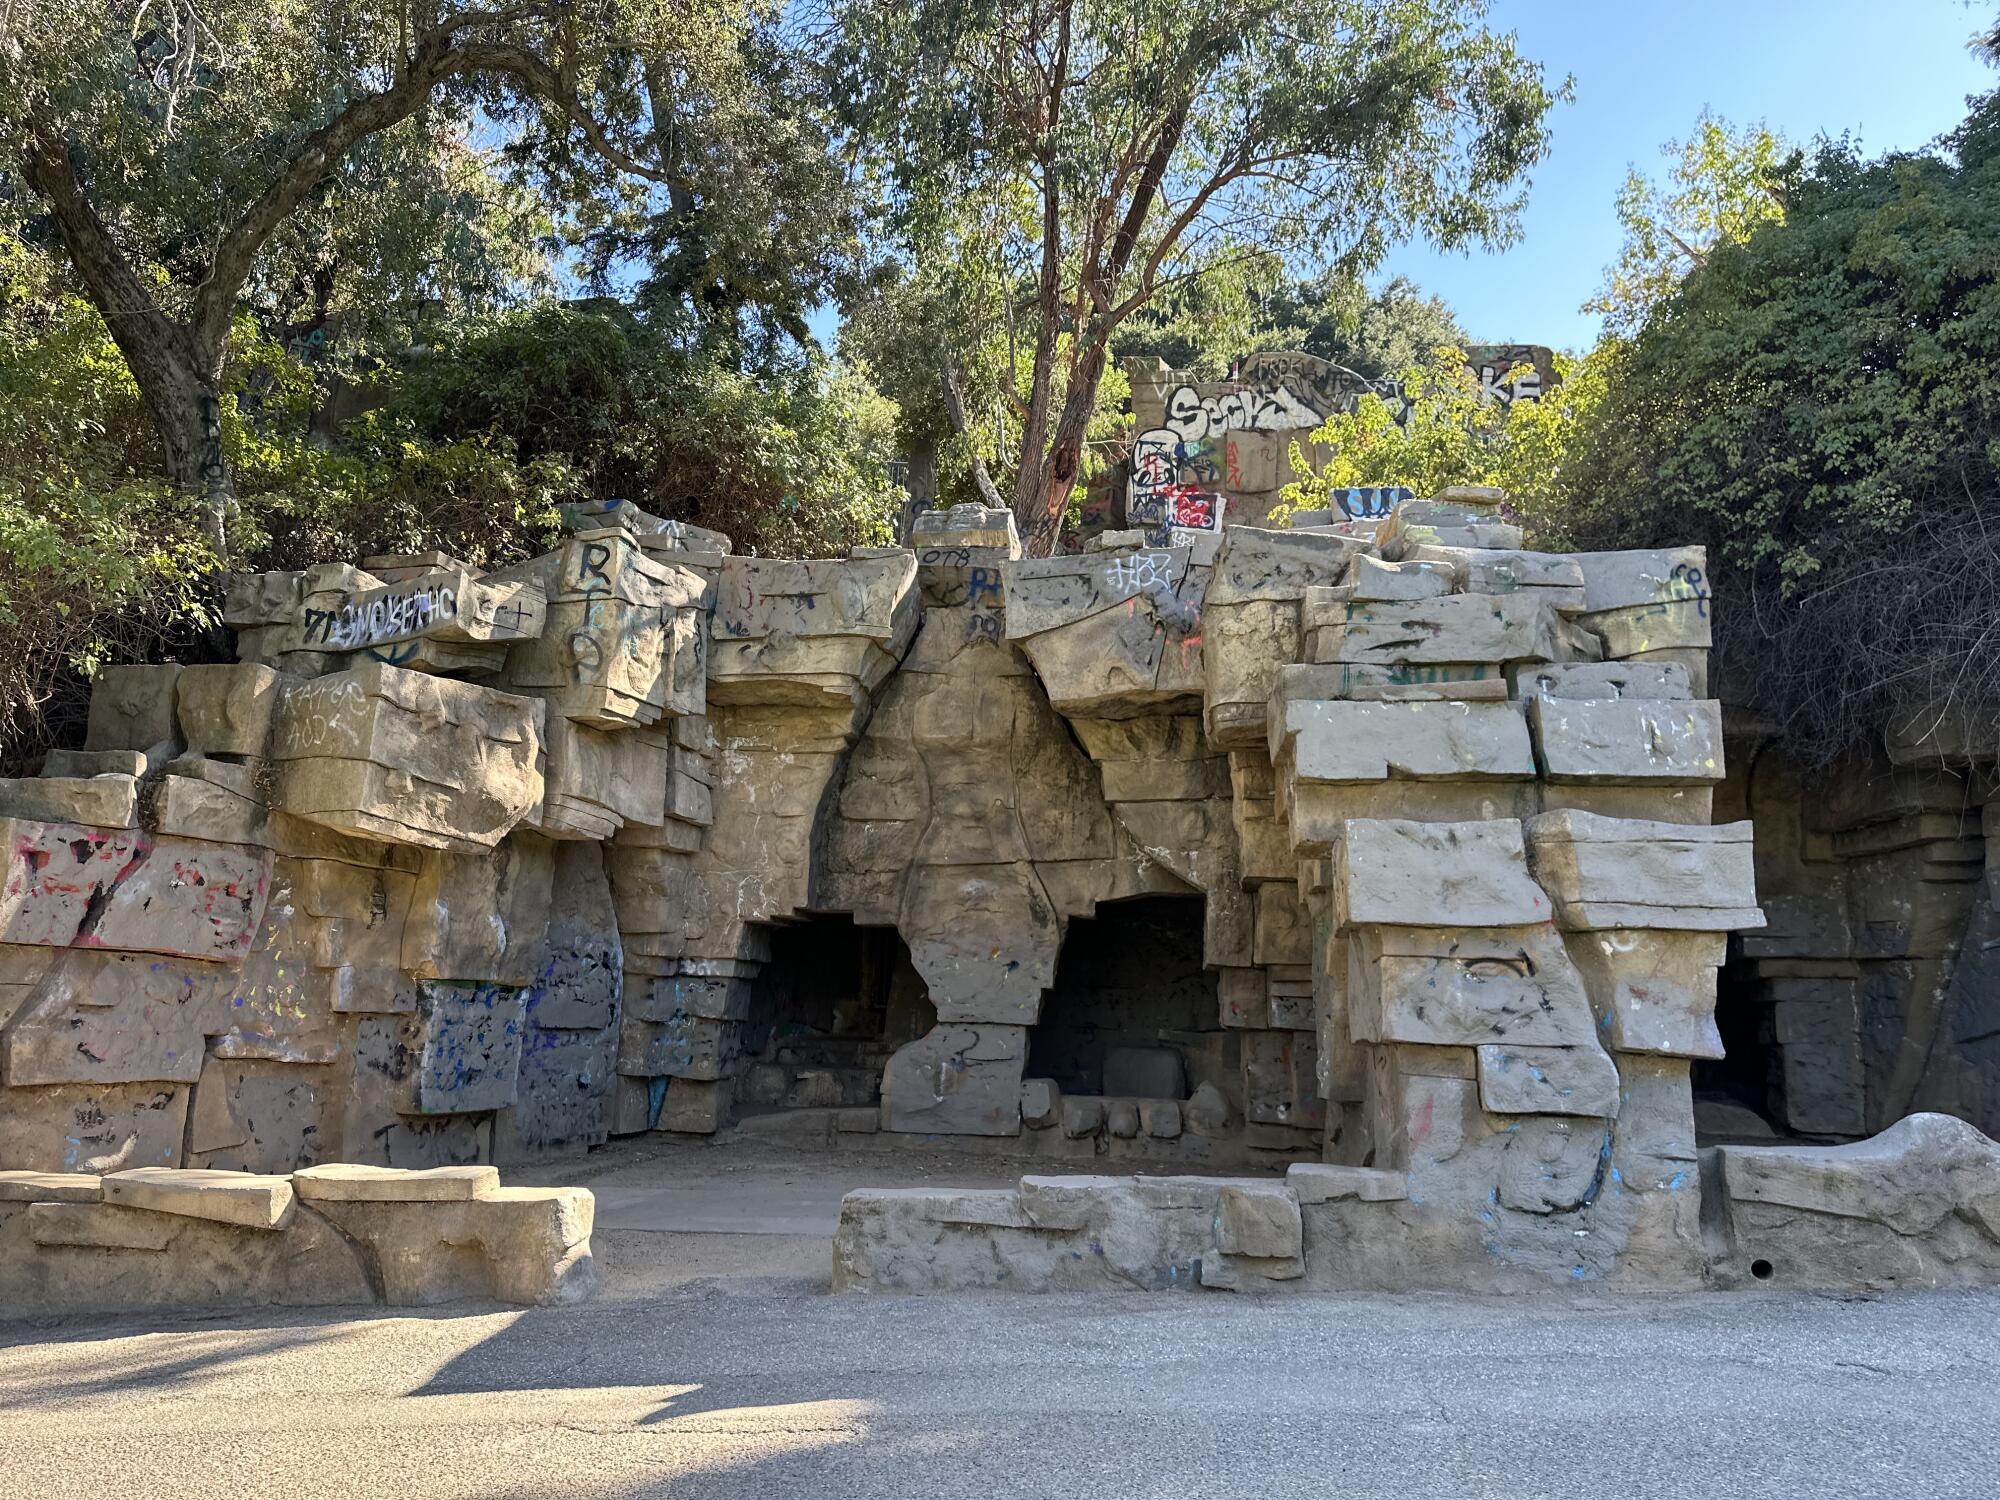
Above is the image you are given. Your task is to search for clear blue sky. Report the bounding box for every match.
[1388,0,1995,352]
[811,2,1993,354]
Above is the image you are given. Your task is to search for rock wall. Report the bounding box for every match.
[0,487,1798,1284]
[834,1111,2000,1295]
[0,1163,595,1315]
[1718,729,1998,1140]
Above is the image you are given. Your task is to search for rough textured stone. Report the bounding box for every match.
[1271,699,1535,784]
[1710,1113,2000,1290]
[1525,811,1762,932]
[84,664,183,751]
[1331,819,1553,928]
[833,1174,1308,1293]
[1473,1043,1620,1117]
[880,1023,1026,1135]
[0,1171,103,1203]
[271,663,544,850]
[1528,696,1725,783]
[0,487,1794,1295]
[103,1167,296,1229]
[293,1163,500,1201]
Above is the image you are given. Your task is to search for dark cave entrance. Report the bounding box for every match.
[1694,953,1783,1137]
[1027,894,1223,1100]
[740,915,933,1112]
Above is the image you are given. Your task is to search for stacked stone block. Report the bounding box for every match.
[1,473,1780,1299]
[1252,490,1754,1281]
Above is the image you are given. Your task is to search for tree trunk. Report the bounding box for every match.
[22,129,234,552]
[1022,336,1113,557]
[127,332,233,554]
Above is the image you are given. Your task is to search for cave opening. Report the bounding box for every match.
[738,915,932,1113]
[1026,894,1224,1102]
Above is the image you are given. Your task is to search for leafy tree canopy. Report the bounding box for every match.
[2,0,860,539]
[1553,94,2000,761]
[1586,112,1797,339]
[1254,271,1469,381]
[820,0,1565,551]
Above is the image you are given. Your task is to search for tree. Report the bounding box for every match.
[2,0,848,550]
[1255,271,1468,381]
[1553,92,2000,762]
[1277,341,1595,520]
[823,0,1564,554]
[390,301,905,556]
[1586,112,1797,338]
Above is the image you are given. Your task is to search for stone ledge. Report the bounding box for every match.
[0,1164,596,1318]
[1705,1113,2000,1292]
[834,1122,2000,1296]
[293,1163,501,1202]
[0,1171,103,1204]
[103,1167,296,1230]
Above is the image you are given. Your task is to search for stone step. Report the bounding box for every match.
[103,1167,295,1230]
[293,1164,501,1203]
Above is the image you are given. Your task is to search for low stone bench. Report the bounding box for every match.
[834,1117,2000,1294]
[0,1164,595,1319]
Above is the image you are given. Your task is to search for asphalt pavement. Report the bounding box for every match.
[4,1136,1996,1499]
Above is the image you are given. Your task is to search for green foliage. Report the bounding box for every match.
[1587,113,1798,338]
[391,302,904,556]
[1256,273,1470,381]
[0,237,217,766]
[1555,93,2000,760]
[820,0,1566,544]
[1278,342,1587,519]
[1111,255,1286,377]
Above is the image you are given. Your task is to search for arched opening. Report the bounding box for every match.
[1026,894,1224,1101]
[1694,953,1787,1140]
[737,915,933,1113]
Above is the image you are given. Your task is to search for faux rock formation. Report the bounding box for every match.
[29,483,1955,1299]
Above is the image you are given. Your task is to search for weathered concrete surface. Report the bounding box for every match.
[0,481,1806,1297]
[0,1164,597,1315]
[1708,1113,2000,1291]
[5,1284,1999,1500]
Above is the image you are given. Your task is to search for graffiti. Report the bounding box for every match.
[919,546,973,568]
[1104,552,1176,596]
[965,607,1004,645]
[1465,344,1554,409]
[302,581,460,652]
[1153,347,1558,468]
[967,567,1002,604]
[1664,561,1711,620]
[1329,487,1413,520]
[576,542,613,593]
[283,322,330,364]
[1130,428,1230,546]
[1234,352,1377,422]
[1162,382,1322,442]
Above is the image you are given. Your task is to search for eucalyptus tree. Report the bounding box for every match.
[823,0,1565,553]
[1,0,853,549]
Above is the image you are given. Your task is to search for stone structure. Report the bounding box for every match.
[1114,347,1555,542]
[6,483,1998,1294]
[0,1163,596,1315]
[1716,728,2000,1142]
[835,1110,2000,1294]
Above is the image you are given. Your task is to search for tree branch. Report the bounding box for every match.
[20,123,190,373]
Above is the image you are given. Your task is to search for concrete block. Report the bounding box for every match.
[292,1164,501,1202]
[1474,1044,1620,1117]
[1215,1184,1303,1259]
[1332,819,1552,928]
[0,1170,103,1203]
[103,1167,295,1230]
